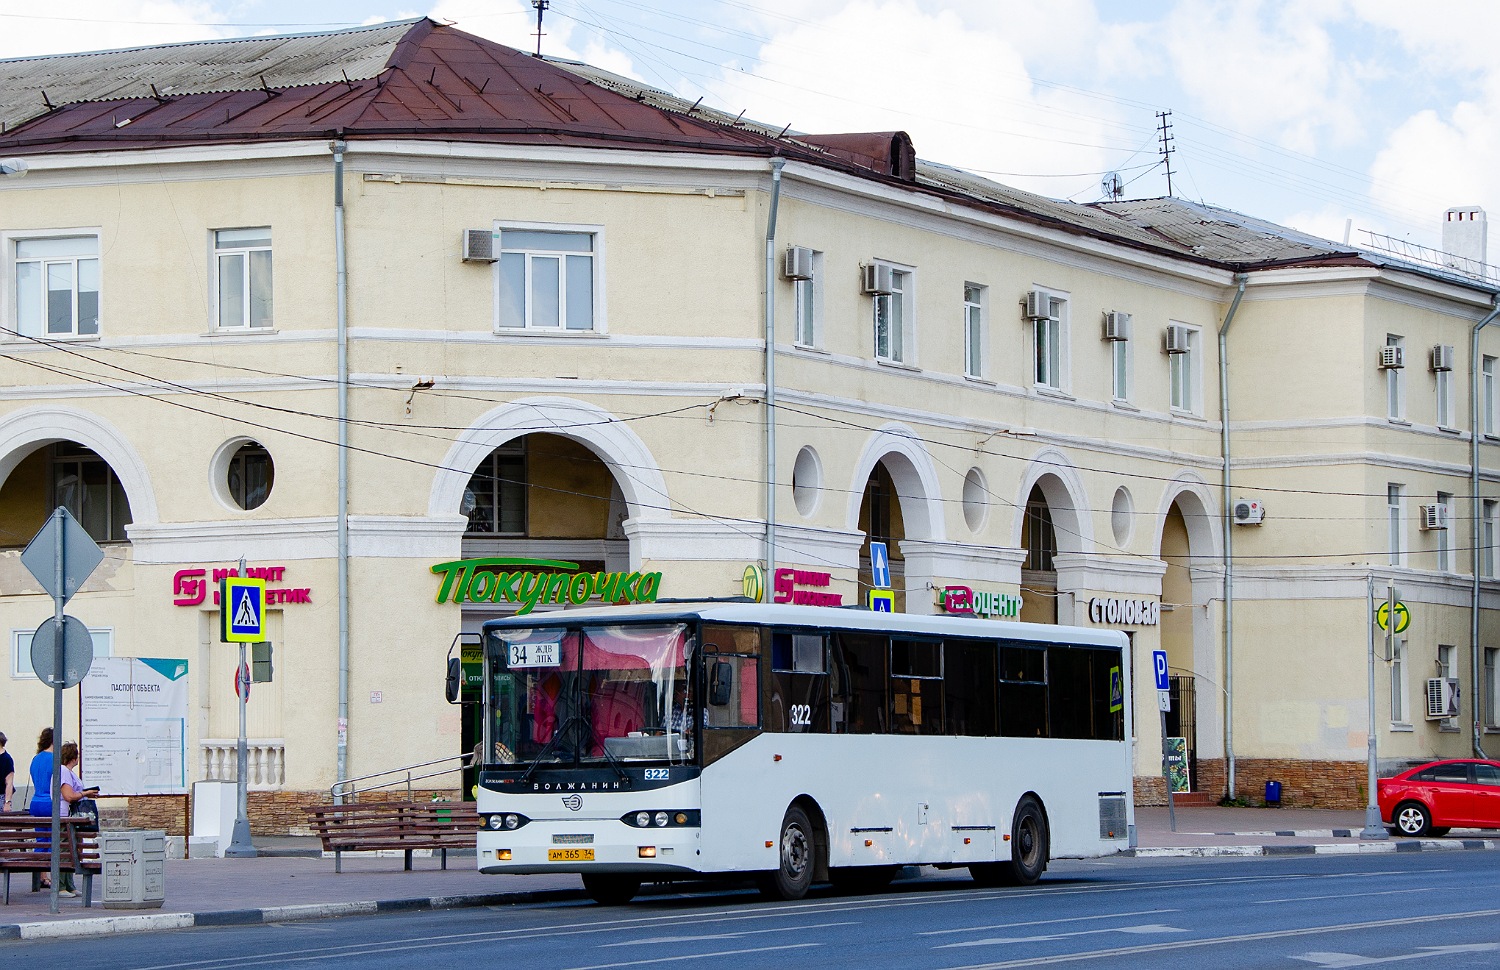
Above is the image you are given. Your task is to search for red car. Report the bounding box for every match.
[1377,759,1500,836]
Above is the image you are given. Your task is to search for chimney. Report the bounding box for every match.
[1441,206,1487,277]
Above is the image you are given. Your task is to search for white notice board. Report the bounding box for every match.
[80,657,189,796]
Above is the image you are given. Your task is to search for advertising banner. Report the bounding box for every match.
[80,657,189,796]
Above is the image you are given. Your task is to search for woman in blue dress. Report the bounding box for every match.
[27,727,54,891]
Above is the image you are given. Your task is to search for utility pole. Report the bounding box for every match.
[532,0,550,57]
[1156,110,1176,198]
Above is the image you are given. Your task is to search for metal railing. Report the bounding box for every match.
[329,752,474,802]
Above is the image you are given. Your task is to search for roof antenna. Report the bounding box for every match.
[1155,109,1176,197]
[531,1,550,57]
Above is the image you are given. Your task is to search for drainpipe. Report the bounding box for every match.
[764,158,786,584]
[331,139,351,796]
[1470,297,1500,758]
[1217,274,1248,800]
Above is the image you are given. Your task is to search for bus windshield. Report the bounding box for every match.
[489,622,694,765]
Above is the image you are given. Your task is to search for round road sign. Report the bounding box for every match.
[1375,600,1411,633]
[234,662,251,702]
[30,615,94,689]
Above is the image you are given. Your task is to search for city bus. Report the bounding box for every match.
[469,602,1133,904]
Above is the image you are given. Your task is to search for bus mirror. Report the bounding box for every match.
[445,657,463,704]
[710,661,733,706]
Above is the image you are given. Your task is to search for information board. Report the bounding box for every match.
[80,657,189,796]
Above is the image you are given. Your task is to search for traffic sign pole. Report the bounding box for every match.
[48,510,63,914]
[1361,575,1389,840]
[224,559,258,859]
[1153,649,1175,832]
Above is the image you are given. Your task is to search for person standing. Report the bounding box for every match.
[27,727,54,890]
[56,742,94,898]
[0,732,14,813]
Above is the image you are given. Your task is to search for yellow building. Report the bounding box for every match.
[1,19,1497,825]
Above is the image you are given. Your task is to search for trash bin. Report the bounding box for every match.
[1264,780,1282,806]
[102,829,166,910]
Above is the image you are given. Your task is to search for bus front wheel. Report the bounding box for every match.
[758,805,815,900]
[582,873,641,905]
[970,795,1049,887]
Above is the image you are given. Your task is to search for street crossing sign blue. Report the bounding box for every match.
[221,577,266,643]
[868,589,894,613]
[869,541,891,589]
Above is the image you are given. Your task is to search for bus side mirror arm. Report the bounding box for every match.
[445,656,463,704]
[709,660,733,706]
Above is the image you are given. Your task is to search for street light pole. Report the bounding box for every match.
[224,558,257,858]
[1361,574,1389,840]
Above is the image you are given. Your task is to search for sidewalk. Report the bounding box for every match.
[2,808,1496,942]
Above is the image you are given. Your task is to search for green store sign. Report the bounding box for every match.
[430,557,663,615]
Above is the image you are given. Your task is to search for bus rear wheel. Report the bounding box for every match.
[829,865,898,895]
[970,795,1049,887]
[582,873,641,905]
[758,805,815,901]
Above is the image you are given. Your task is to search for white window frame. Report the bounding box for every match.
[4,228,103,340]
[793,250,823,349]
[1031,288,1069,392]
[1485,355,1497,436]
[212,227,273,331]
[1169,322,1203,415]
[12,626,111,679]
[1485,499,1497,579]
[1485,646,1499,729]
[1387,334,1406,421]
[493,221,606,334]
[963,283,986,379]
[1438,643,1457,728]
[1437,491,1453,572]
[1112,327,1132,403]
[1388,483,1406,567]
[1436,367,1455,430]
[872,261,915,365]
[1390,636,1408,725]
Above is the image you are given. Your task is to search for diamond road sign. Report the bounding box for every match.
[21,507,104,605]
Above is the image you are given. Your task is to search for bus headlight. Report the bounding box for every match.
[654,811,669,827]
[487,814,504,830]
[483,812,531,830]
[505,814,521,830]
[636,811,652,828]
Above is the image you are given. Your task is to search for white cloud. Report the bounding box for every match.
[1368,101,1500,230]
[0,1,228,59]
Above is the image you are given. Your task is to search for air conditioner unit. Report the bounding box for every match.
[1102,311,1130,341]
[1420,504,1450,530]
[1164,324,1191,354]
[462,229,497,263]
[1379,346,1405,369]
[861,263,894,296]
[784,246,814,281]
[1232,498,1265,525]
[1431,344,1455,372]
[1023,290,1052,320]
[1425,677,1460,719]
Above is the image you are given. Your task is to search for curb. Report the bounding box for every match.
[1127,838,1500,858]
[0,886,588,942]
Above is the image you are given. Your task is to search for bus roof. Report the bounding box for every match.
[479,602,1129,649]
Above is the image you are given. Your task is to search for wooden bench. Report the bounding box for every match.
[305,801,479,873]
[0,814,101,906]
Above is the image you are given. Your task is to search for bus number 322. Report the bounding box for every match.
[789,704,812,728]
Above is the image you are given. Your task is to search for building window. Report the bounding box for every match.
[963,283,985,379]
[1112,328,1131,402]
[1023,499,1056,571]
[1485,500,1497,579]
[1169,324,1201,413]
[1390,637,1407,724]
[1436,367,1454,429]
[497,228,597,331]
[874,265,913,364]
[1033,293,1067,390]
[463,441,527,535]
[1485,646,1499,729]
[1485,356,1497,436]
[13,626,110,679]
[794,251,822,348]
[213,228,272,329]
[14,235,99,337]
[227,443,274,510]
[51,443,131,543]
[1387,334,1406,421]
[1437,491,1453,572]
[1388,484,1405,566]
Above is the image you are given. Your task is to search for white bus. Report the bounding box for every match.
[471,602,1133,904]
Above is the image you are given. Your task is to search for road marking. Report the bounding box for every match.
[938,924,1189,948]
[598,920,855,946]
[1256,888,1437,904]
[563,941,822,970]
[1293,943,1500,967]
[938,908,1500,969]
[922,910,1179,936]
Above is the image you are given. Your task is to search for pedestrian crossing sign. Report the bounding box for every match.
[1109,666,1123,713]
[221,576,266,643]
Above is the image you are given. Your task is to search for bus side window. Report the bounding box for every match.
[1049,647,1124,741]
[704,655,759,729]
[944,639,997,736]
[835,632,888,734]
[998,642,1047,737]
[768,631,828,734]
[891,639,943,735]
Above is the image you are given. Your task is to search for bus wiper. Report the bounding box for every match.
[520,712,587,784]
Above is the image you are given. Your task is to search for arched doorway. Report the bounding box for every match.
[857,461,908,610]
[1020,484,1057,624]
[1157,484,1220,794]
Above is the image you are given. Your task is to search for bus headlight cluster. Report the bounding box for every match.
[483,812,530,830]
[621,810,699,828]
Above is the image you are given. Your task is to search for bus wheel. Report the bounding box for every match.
[582,873,641,905]
[829,865,898,895]
[970,795,1049,887]
[758,805,815,900]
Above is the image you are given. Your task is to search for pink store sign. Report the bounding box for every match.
[172,565,312,607]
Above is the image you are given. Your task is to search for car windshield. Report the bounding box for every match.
[488,622,694,765]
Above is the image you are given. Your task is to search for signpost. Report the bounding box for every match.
[20,507,103,915]
[1152,649,1176,832]
[869,542,891,591]
[1360,579,1397,841]
[220,563,264,859]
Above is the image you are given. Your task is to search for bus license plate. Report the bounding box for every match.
[548,848,594,862]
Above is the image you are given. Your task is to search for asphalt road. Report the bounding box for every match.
[9,853,1500,969]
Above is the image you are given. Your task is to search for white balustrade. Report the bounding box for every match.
[199,739,285,789]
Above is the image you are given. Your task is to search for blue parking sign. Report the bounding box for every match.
[1152,649,1170,692]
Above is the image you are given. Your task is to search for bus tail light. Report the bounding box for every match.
[638,846,657,858]
[497,849,512,861]
[765,841,773,848]
[864,840,873,847]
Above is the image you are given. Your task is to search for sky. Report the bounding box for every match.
[2,0,1498,261]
